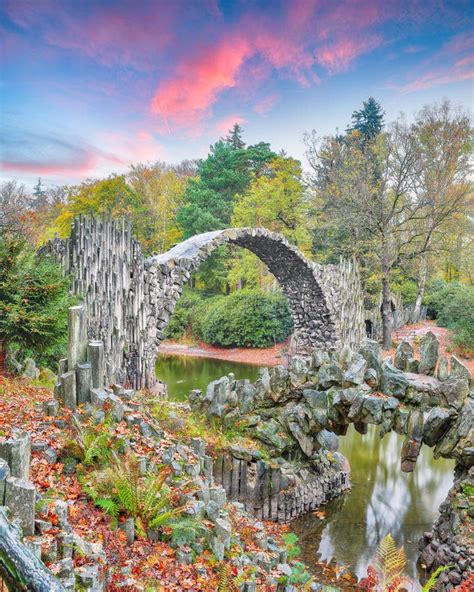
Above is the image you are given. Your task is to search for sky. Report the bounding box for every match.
[1,0,473,189]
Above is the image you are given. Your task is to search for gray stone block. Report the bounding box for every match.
[0,458,10,504]
[60,371,77,410]
[76,362,92,404]
[5,476,36,535]
[0,432,31,480]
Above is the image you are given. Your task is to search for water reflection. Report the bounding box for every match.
[156,353,260,402]
[292,425,454,587]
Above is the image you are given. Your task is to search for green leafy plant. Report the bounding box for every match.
[281,532,301,560]
[421,565,452,592]
[168,517,209,547]
[83,455,178,537]
[65,417,114,467]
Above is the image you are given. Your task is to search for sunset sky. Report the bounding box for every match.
[1,0,473,189]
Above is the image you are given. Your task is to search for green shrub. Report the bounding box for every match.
[197,289,293,348]
[425,280,474,352]
[164,289,204,339]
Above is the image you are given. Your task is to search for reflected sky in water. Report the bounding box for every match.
[292,425,454,586]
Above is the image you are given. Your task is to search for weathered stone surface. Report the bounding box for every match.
[450,356,471,382]
[0,458,10,504]
[60,371,77,410]
[343,353,367,386]
[437,356,449,381]
[67,304,87,371]
[418,331,439,376]
[88,340,105,389]
[394,340,414,371]
[0,432,31,480]
[381,361,408,398]
[21,357,40,379]
[5,477,36,535]
[76,362,92,404]
[423,408,451,447]
[440,378,469,410]
[316,429,339,451]
[359,340,382,377]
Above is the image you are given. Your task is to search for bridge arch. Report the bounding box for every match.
[147,228,338,351]
[42,216,365,388]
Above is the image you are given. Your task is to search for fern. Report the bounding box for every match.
[421,565,452,592]
[374,534,406,590]
[217,562,238,592]
[95,498,119,519]
[169,517,208,546]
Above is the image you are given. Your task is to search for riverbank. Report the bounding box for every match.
[158,338,290,366]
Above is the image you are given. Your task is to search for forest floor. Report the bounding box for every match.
[159,320,473,372]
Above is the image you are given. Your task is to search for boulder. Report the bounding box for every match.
[343,353,367,386]
[437,356,449,381]
[381,361,409,398]
[288,356,310,387]
[285,405,315,457]
[318,362,344,389]
[21,357,40,379]
[254,420,291,454]
[440,378,469,410]
[303,389,329,428]
[236,380,257,414]
[418,331,439,376]
[316,429,339,451]
[394,340,414,372]
[359,340,382,377]
[360,395,385,424]
[269,366,291,402]
[311,350,330,370]
[423,408,451,447]
[450,356,471,382]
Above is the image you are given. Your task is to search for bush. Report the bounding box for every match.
[164,289,204,339]
[197,289,293,348]
[425,280,474,352]
[0,236,74,368]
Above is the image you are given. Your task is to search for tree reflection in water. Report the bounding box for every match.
[291,425,453,588]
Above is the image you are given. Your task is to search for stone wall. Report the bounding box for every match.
[41,216,366,389]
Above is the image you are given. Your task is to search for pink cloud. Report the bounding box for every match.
[254,94,279,115]
[214,115,247,136]
[315,34,382,74]
[392,68,474,93]
[151,36,253,127]
[390,30,474,93]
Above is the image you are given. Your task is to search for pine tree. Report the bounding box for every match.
[224,124,245,149]
[347,97,384,142]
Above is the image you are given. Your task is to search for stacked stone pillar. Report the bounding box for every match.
[55,304,106,409]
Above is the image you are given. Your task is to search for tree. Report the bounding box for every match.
[0,236,73,366]
[409,101,473,320]
[347,97,385,143]
[0,181,32,238]
[306,103,472,348]
[224,123,245,149]
[230,156,310,289]
[127,162,188,253]
[177,129,275,238]
[53,175,140,237]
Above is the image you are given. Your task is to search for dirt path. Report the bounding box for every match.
[158,338,290,366]
[385,319,474,374]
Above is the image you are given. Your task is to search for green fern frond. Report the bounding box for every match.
[95,497,119,518]
[421,565,452,592]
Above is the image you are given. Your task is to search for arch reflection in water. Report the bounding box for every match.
[291,425,453,588]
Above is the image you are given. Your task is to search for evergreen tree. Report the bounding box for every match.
[347,97,384,142]
[224,124,245,149]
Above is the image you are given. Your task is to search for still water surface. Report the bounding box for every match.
[156,354,454,586]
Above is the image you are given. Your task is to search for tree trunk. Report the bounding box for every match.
[412,254,427,323]
[0,510,65,591]
[381,276,393,350]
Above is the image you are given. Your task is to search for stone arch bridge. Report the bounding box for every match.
[42,216,365,388]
